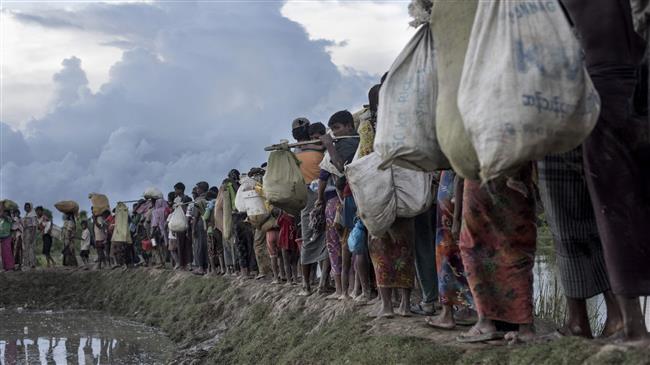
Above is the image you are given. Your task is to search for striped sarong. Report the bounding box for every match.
[537,147,610,299]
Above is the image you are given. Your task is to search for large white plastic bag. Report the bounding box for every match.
[169,205,188,232]
[234,177,257,213]
[374,24,450,172]
[458,0,600,182]
[235,177,269,219]
[345,152,434,237]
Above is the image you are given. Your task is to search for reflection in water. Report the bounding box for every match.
[0,310,174,365]
[534,256,650,333]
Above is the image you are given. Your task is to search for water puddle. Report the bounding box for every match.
[0,310,174,364]
[534,257,650,332]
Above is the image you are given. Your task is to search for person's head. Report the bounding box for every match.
[248,167,264,178]
[167,191,176,204]
[209,186,219,194]
[368,84,381,114]
[35,206,44,217]
[327,110,355,137]
[291,117,311,142]
[260,162,267,169]
[228,169,240,183]
[206,191,217,201]
[101,210,111,219]
[174,182,185,197]
[81,220,88,229]
[308,122,327,140]
[196,181,209,195]
[24,202,32,213]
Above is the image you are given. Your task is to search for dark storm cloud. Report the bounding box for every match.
[1,1,376,216]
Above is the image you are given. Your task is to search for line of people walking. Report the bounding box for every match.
[1,0,648,347]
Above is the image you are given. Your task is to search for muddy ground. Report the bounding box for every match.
[0,269,648,364]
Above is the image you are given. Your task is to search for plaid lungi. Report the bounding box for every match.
[537,147,610,299]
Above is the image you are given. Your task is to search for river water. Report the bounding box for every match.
[0,310,174,365]
[533,257,650,332]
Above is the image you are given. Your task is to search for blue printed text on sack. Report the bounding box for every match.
[522,91,599,118]
[508,1,557,22]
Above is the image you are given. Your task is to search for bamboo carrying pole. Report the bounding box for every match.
[264,135,359,152]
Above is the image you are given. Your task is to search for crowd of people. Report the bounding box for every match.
[0,0,648,347]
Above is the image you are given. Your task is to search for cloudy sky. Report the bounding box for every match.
[1,0,415,215]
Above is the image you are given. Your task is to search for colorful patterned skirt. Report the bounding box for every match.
[436,170,473,309]
[459,166,536,324]
[369,218,415,289]
[325,197,342,276]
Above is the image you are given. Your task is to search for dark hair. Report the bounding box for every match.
[228,169,240,178]
[206,191,217,201]
[81,220,88,227]
[368,84,381,113]
[196,181,209,193]
[328,110,354,128]
[261,162,267,168]
[209,186,219,194]
[174,182,185,192]
[292,125,310,142]
[248,167,265,177]
[167,192,176,202]
[308,122,326,136]
[35,206,44,212]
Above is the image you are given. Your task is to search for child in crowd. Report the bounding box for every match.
[80,220,91,265]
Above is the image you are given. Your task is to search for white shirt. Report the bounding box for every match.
[81,229,91,250]
[42,220,52,235]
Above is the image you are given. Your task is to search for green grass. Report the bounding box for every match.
[2,270,648,365]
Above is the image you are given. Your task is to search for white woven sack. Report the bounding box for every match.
[458,0,600,181]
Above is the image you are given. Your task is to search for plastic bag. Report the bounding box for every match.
[345,152,434,237]
[458,0,600,182]
[374,24,450,172]
[431,0,481,179]
[168,205,188,233]
[347,219,367,255]
[235,178,268,217]
[263,150,308,217]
